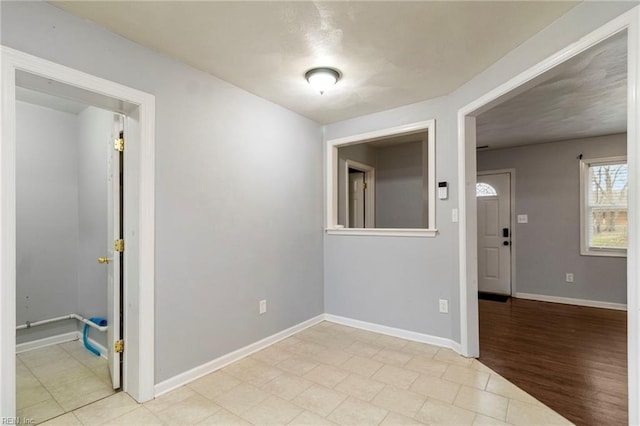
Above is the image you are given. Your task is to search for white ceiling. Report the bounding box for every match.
[52,1,578,124]
[477,31,627,149]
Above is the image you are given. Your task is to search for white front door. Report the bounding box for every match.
[349,171,365,228]
[106,116,123,389]
[477,172,511,295]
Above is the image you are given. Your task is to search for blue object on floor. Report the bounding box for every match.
[83,317,107,356]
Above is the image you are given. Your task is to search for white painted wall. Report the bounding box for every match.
[15,101,80,344]
[0,1,324,383]
[478,134,627,304]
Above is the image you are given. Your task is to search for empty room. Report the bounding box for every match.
[1,1,639,425]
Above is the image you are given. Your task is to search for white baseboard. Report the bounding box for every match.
[514,292,627,311]
[324,314,462,353]
[153,314,325,397]
[16,331,79,353]
[16,331,109,359]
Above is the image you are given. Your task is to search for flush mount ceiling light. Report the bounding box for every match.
[305,67,341,95]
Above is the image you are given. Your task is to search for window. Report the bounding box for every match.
[476,183,497,197]
[580,156,628,256]
[326,120,436,237]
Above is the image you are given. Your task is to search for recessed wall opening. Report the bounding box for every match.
[327,120,436,237]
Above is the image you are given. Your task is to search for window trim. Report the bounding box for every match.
[580,155,628,257]
[326,120,437,237]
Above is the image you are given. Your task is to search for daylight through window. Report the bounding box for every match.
[581,157,628,256]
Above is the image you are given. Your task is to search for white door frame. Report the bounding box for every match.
[0,46,156,415]
[477,169,516,295]
[457,8,639,423]
[345,159,375,228]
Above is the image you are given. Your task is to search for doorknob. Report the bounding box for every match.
[98,257,112,264]
[503,241,510,246]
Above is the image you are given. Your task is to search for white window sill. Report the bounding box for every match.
[581,249,627,258]
[325,228,438,237]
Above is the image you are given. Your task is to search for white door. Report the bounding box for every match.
[106,115,123,389]
[349,171,365,228]
[477,172,511,295]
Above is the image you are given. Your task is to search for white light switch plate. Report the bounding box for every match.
[517,214,528,223]
[451,208,459,223]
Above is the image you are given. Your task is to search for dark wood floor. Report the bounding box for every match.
[479,298,627,426]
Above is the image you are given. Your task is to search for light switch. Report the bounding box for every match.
[451,208,459,223]
[517,214,528,224]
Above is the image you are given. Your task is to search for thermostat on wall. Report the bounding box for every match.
[438,182,448,200]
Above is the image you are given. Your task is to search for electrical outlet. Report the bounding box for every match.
[439,299,449,314]
[566,273,574,283]
[259,300,267,314]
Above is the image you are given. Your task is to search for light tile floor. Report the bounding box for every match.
[17,340,115,424]
[37,322,573,425]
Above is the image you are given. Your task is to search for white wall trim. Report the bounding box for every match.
[15,332,79,354]
[154,315,325,397]
[324,314,462,353]
[16,332,108,359]
[0,46,156,415]
[326,228,438,237]
[514,293,627,311]
[154,312,468,399]
[457,7,639,423]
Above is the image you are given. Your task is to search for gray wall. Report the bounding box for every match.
[3,0,634,382]
[325,2,635,343]
[76,107,113,347]
[16,101,80,344]
[1,1,324,383]
[16,102,113,348]
[376,141,423,228]
[478,134,627,304]
[337,144,377,226]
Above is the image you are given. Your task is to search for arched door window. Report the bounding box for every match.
[476,182,497,197]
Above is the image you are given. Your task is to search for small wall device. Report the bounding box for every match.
[438,182,448,200]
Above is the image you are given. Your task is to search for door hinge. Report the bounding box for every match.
[115,340,124,353]
[114,137,124,152]
[114,239,125,252]
[363,182,368,190]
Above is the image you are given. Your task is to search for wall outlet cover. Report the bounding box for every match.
[517,214,528,223]
[259,300,267,314]
[439,299,449,314]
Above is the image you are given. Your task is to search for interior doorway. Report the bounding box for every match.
[458,13,638,424]
[13,90,127,421]
[345,160,375,228]
[1,46,156,416]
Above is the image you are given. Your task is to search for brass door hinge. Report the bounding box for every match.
[363,182,368,190]
[115,340,124,353]
[114,239,124,252]
[114,137,124,152]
